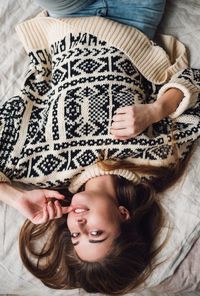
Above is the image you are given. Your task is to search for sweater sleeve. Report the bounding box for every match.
[157,68,200,118]
[0,98,22,185]
[0,118,11,184]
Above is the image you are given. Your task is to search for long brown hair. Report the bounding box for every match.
[19,147,193,295]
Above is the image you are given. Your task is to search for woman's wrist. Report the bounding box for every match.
[151,88,184,123]
[0,182,24,209]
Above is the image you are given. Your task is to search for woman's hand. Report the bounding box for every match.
[111,88,184,141]
[0,183,72,224]
[17,189,73,224]
[111,104,156,140]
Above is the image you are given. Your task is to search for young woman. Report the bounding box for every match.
[0,0,200,294]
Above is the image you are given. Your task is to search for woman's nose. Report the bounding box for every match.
[76,218,86,225]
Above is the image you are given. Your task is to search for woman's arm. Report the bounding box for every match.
[0,182,23,208]
[111,87,183,140]
[0,182,72,224]
[151,87,184,122]
[156,68,200,118]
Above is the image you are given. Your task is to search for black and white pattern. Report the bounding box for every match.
[1,32,200,187]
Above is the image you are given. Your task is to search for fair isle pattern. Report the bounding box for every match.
[0,32,200,187]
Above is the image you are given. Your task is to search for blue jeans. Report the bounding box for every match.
[36,0,166,39]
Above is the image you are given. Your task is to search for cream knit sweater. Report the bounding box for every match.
[0,12,200,191]
[1,12,200,189]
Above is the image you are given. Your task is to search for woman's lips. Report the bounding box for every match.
[74,208,87,213]
[71,205,89,214]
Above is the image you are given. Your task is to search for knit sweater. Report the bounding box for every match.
[0,12,200,190]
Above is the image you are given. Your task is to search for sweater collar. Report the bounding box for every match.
[69,163,140,193]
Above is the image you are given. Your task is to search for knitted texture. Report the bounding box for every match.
[0,15,200,188]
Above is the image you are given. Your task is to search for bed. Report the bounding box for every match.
[0,0,200,295]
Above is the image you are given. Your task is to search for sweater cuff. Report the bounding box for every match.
[0,173,11,184]
[157,83,191,119]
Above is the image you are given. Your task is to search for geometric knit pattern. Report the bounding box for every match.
[1,32,200,188]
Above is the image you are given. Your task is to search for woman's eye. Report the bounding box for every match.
[71,232,80,238]
[90,230,103,237]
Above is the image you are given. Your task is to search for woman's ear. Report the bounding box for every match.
[118,206,130,221]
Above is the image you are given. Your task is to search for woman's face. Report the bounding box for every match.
[67,186,127,261]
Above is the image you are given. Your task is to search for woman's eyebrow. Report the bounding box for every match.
[72,237,108,246]
[89,238,108,243]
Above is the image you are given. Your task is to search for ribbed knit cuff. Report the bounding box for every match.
[0,173,11,184]
[157,82,192,119]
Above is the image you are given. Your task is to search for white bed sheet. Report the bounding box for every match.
[158,0,200,69]
[0,0,200,295]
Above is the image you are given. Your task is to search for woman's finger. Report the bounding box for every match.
[112,113,126,122]
[115,136,130,141]
[111,120,128,129]
[43,189,65,200]
[47,201,55,220]
[42,204,49,223]
[54,200,62,218]
[115,106,132,114]
[62,206,73,214]
[111,128,131,137]
[31,204,50,225]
